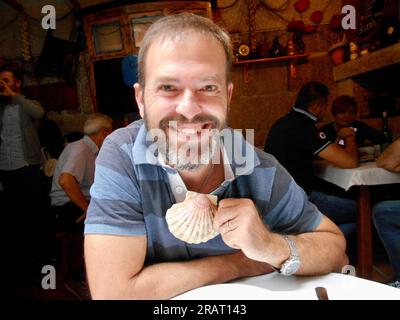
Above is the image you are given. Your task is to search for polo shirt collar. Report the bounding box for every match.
[83,135,99,155]
[131,123,259,179]
[292,106,318,122]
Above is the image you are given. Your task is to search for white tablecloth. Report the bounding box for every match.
[313,160,400,191]
[173,272,400,300]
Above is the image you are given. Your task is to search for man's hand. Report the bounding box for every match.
[214,198,284,265]
[75,212,86,224]
[0,80,18,97]
[337,127,355,139]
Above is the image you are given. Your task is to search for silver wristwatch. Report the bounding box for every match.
[278,235,301,276]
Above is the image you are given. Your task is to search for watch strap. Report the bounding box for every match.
[283,235,299,258]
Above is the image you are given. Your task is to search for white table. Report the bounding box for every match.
[313,160,400,191]
[313,160,400,278]
[173,272,400,300]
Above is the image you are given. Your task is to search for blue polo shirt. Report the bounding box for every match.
[85,120,322,264]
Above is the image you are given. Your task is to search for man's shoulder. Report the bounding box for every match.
[270,112,307,131]
[254,147,280,169]
[59,138,90,159]
[106,119,144,146]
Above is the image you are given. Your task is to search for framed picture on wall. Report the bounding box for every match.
[92,21,123,54]
[130,14,163,48]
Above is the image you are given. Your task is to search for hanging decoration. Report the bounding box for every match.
[2,0,80,63]
[293,0,309,14]
[246,0,259,54]
[310,10,323,24]
[260,0,290,11]
[20,14,31,62]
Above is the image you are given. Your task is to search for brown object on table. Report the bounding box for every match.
[315,286,329,300]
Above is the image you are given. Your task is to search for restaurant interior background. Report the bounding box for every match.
[1,0,399,146]
[1,0,399,299]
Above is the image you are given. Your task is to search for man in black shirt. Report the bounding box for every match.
[265,82,358,238]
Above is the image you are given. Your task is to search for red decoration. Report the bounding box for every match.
[294,0,309,13]
[330,14,343,32]
[310,11,323,24]
[304,25,317,34]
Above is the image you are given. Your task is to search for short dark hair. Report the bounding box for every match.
[294,81,329,110]
[331,95,357,116]
[0,63,23,82]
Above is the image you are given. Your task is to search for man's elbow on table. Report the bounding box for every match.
[318,145,358,169]
[89,281,139,300]
[334,243,349,273]
[376,157,400,172]
[331,229,349,273]
[85,234,147,300]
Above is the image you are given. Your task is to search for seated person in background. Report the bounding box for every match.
[50,113,113,233]
[320,95,384,147]
[265,82,358,241]
[50,113,112,298]
[84,14,348,300]
[373,138,400,289]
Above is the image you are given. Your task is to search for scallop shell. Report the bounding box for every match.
[166,191,219,244]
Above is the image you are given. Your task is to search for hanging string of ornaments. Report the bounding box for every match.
[251,0,344,53]
[20,14,31,62]
[284,0,332,35]
[220,0,342,35]
[2,0,79,62]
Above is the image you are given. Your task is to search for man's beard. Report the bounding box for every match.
[144,111,225,171]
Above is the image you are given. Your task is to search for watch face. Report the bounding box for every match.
[282,259,301,276]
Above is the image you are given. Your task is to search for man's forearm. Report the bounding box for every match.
[105,251,272,300]
[294,231,348,275]
[343,136,358,160]
[377,139,400,172]
[61,180,89,213]
[12,95,44,119]
[257,231,347,276]
[65,187,89,213]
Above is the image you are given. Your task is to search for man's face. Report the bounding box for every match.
[333,108,356,128]
[134,32,233,170]
[0,71,20,93]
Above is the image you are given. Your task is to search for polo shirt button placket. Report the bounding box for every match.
[175,186,184,194]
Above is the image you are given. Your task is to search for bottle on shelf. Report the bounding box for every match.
[380,111,393,152]
[269,36,286,57]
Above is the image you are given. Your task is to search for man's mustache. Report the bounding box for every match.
[159,115,221,131]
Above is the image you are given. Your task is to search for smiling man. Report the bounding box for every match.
[84,13,348,300]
